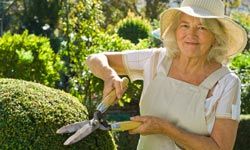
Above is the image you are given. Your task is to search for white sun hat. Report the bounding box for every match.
[160,0,248,56]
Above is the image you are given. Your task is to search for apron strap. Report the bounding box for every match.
[152,50,161,79]
[200,66,231,89]
[155,54,172,76]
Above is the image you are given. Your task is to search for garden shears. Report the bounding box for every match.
[56,77,142,145]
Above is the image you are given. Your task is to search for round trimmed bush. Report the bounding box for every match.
[116,15,151,44]
[0,78,116,150]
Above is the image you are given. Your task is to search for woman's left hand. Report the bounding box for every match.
[129,115,168,135]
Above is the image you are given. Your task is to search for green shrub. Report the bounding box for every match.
[235,115,250,150]
[230,51,250,114]
[0,78,116,150]
[107,113,140,150]
[116,13,152,44]
[112,132,139,150]
[0,31,61,87]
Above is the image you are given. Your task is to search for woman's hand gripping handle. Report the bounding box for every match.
[111,121,142,131]
[96,77,129,113]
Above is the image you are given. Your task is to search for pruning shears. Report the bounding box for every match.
[56,77,142,145]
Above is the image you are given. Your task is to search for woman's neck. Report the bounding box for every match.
[169,55,221,85]
[175,55,209,75]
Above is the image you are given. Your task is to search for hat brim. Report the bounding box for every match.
[160,7,248,56]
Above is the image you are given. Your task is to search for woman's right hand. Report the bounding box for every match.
[87,52,127,100]
[103,75,126,100]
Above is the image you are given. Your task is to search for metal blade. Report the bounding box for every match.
[63,121,100,145]
[99,124,110,131]
[56,120,89,134]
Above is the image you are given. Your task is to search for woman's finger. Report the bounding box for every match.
[103,81,114,97]
[128,129,137,134]
[113,79,123,99]
[129,124,142,134]
[102,75,121,97]
[130,116,148,122]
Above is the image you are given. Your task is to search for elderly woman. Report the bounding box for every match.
[87,0,247,149]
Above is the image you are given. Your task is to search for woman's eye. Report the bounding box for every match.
[180,24,189,28]
[198,26,207,30]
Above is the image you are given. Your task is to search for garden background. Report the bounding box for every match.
[0,0,249,149]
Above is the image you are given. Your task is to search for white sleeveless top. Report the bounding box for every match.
[122,47,241,134]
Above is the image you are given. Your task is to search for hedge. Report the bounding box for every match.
[0,78,116,150]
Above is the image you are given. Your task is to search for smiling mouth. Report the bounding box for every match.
[185,42,199,45]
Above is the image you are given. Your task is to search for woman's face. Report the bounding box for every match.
[176,13,215,59]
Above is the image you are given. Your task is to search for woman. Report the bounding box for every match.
[87,0,247,149]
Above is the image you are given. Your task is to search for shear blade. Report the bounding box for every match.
[56,120,89,134]
[63,122,100,145]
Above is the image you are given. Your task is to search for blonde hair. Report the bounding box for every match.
[162,12,182,59]
[162,12,229,64]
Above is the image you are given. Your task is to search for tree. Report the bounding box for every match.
[1,0,63,52]
[1,0,62,35]
[223,0,242,15]
[2,0,62,36]
[101,0,169,28]
[144,0,168,21]
[0,0,16,36]
[101,0,141,28]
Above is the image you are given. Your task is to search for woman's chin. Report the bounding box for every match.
[180,50,201,58]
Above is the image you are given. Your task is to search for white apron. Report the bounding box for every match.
[137,55,230,150]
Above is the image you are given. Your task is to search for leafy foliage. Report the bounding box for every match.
[116,13,152,44]
[3,0,62,36]
[231,12,250,30]
[230,11,250,114]
[234,115,250,150]
[112,132,140,150]
[224,0,241,8]
[101,0,169,28]
[0,31,61,87]
[57,0,104,92]
[101,0,140,28]
[143,0,169,21]
[0,78,116,149]
[230,51,250,114]
[57,0,142,116]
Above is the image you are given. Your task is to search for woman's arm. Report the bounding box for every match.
[130,116,238,150]
[86,52,126,98]
[86,52,126,79]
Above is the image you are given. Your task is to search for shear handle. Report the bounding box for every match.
[96,77,129,113]
[111,121,142,131]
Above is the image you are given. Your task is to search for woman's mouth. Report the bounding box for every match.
[185,42,199,45]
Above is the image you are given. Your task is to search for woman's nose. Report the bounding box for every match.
[187,27,198,36]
